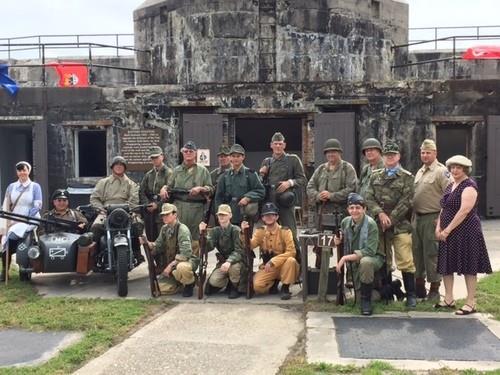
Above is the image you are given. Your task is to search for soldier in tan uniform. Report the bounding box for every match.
[241,202,299,300]
[413,139,450,301]
[38,189,87,236]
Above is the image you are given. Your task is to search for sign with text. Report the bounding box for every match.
[197,149,210,166]
[120,129,162,171]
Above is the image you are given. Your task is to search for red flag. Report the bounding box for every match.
[462,45,500,60]
[49,62,89,87]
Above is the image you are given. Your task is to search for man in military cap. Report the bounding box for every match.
[139,146,173,241]
[141,203,198,297]
[259,132,306,251]
[90,156,141,260]
[334,193,384,315]
[199,204,246,298]
[160,141,213,256]
[413,139,450,301]
[365,140,417,308]
[38,189,88,236]
[358,138,384,198]
[215,144,265,225]
[210,145,231,187]
[241,202,299,300]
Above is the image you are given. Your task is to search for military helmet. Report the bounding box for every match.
[323,138,343,153]
[277,191,295,208]
[51,189,69,201]
[361,138,382,154]
[110,156,127,169]
[261,202,279,216]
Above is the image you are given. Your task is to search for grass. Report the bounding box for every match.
[0,274,169,374]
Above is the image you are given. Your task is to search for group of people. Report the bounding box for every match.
[0,133,493,314]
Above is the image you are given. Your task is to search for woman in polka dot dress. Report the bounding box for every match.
[434,155,492,315]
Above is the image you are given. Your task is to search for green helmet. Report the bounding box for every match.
[110,156,127,169]
[361,138,382,154]
[323,138,343,153]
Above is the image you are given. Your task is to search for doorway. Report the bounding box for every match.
[436,124,472,162]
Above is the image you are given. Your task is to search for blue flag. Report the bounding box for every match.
[0,64,19,96]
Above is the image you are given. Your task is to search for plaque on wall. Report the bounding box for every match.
[120,129,162,171]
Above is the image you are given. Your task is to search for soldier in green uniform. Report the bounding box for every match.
[160,141,213,256]
[139,146,172,241]
[140,203,199,297]
[215,144,265,225]
[364,141,417,308]
[358,138,384,198]
[38,189,87,236]
[334,193,383,315]
[259,132,306,250]
[199,204,245,298]
[210,145,231,187]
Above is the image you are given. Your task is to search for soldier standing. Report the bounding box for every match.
[358,138,384,198]
[241,202,299,300]
[365,141,417,308]
[38,189,87,236]
[210,145,231,187]
[199,204,245,298]
[215,144,265,225]
[140,203,198,297]
[413,139,450,301]
[259,132,306,249]
[160,141,213,256]
[139,146,172,241]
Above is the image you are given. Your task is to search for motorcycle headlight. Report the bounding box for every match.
[108,208,130,229]
[27,245,40,260]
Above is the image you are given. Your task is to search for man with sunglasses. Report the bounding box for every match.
[38,189,87,236]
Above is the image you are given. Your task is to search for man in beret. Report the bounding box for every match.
[38,189,88,236]
[160,141,213,256]
[215,144,265,225]
[334,193,383,315]
[365,140,417,308]
[413,139,450,301]
[259,132,306,253]
[140,146,173,240]
[141,203,198,297]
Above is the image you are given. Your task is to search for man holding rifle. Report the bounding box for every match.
[199,204,245,299]
[334,193,383,315]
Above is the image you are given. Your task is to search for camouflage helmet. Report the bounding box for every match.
[382,140,400,154]
[110,156,127,169]
[323,138,343,153]
[362,138,382,154]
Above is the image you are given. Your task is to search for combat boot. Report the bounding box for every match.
[228,283,241,299]
[204,283,221,296]
[269,279,280,294]
[360,283,373,316]
[402,272,417,308]
[416,277,427,299]
[182,283,194,297]
[427,282,441,302]
[280,284,292,300]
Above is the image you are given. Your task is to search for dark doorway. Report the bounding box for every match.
[436,124,472,162]
[77,130,107,177]
[0,125,33,201]
[235,117,302,170]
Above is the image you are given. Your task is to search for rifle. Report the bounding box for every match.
[0,210,85,233]
[141,236,161,298]
[242,214,255,299]
[168,188,207,203]
[197,193,213,299]
[335,212,345,305]
[313,202,327,268]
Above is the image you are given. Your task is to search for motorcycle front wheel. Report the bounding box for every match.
[116,245,129,297]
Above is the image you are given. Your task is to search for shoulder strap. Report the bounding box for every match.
[10,183,30,211]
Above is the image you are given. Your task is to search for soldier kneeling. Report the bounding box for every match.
[140,203,198,297]
[334,193,384,315]
[199,204,245,299]
[241,202,299,300]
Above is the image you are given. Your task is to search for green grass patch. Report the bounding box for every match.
[0,275,169,374]
[476,272,500,320]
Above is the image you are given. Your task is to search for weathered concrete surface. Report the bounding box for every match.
[74,303,302,375]
[0,329,82,367]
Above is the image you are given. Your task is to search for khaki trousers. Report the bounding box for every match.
[159,261,195,294]
[412,213,441,282]
[253,257,299,294]
[208,263,242,288]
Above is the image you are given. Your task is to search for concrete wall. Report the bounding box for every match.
[133,0,408,84]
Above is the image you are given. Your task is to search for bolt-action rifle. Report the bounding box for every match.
[141,236,161,298]
[335,213,345,305]
[197,193,213,299]
[242,214,255,299]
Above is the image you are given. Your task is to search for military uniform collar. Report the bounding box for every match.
[181,162,196,170]
[154,164,167,173]
[230,165,245,175]
[111,174,128,182]
[424,159,439,171]
[265,223,281,234]
[272,153,286,161]
[51,208,71,216]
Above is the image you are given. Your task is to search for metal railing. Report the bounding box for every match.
[0,33,134,59]
[409,25,500,50]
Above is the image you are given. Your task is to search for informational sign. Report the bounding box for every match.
[197,149,210,166]
[318,232,335,248]
[120,129,162,171]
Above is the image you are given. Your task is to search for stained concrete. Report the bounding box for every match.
[74,303,302,375]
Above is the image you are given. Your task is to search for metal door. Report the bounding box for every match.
[182,114,223,169]
[314,112,356,167]
[487,115,500,217]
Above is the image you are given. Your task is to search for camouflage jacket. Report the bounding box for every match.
[364,167,414,234]
[205,224,244,264]
[358,158,384,198]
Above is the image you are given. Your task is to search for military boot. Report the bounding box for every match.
[228,283,241,299]
[402,272,417,308]
[360,283,373,316]
[416,277,427,299]
[280,284,292,300]
[269,279,280,294]
[204,283,221,296]
[427,282,441,302]
[182,283,194,297]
